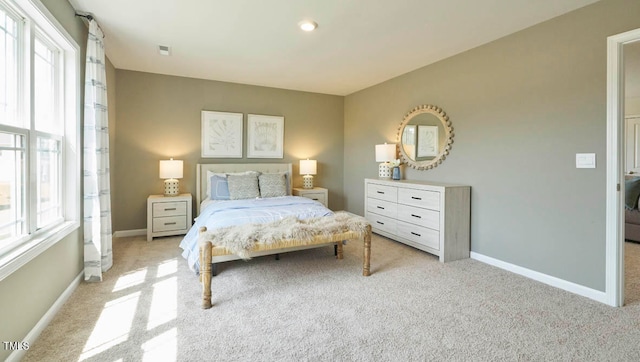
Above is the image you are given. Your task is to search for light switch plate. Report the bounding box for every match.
[576,153,596,168]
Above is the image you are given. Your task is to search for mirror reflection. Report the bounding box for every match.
[397,105,453,170]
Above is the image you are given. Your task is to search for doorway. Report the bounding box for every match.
[606,28,640,307]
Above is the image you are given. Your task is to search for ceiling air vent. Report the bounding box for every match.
[158,45,171,56]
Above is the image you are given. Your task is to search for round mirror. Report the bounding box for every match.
[396,105,453,170]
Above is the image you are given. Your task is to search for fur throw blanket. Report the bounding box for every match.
[199,211,370,259]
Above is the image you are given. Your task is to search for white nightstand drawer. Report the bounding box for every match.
[153,201,187,217]
[153,216,187,232]
[301,192,326,205]
[398,188,440,211]
[293,187,328,207]
[397,204,439,230]
[397,220,439,250]
[367,183,398,203]
[367,197,398,219]
[367,212,397,235]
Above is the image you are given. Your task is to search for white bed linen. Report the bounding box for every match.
[180,196,333,272]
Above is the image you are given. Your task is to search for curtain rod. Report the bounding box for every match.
[74,13,94,21]
[75,13,105,38]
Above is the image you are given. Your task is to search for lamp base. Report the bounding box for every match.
[164,179,180,196]
[378,163,391,179]
[303,175,314,189]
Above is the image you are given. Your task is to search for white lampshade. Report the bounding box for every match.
[375,143,396,162]
[159,159,183,196]
[159,159,183,179]
[300,159,317,175]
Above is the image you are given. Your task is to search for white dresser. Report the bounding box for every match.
[364,178,470,262]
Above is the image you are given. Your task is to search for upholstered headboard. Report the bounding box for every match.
[196,163,293,214]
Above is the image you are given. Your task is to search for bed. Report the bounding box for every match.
[179,163,372,309]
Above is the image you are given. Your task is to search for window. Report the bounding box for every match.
[0,0,79,278]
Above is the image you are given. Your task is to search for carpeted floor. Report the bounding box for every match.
[22,235,640,361]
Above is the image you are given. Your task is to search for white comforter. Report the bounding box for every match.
[179,196,333,272]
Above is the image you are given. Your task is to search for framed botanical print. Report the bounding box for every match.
[201,111,243,158]
[417,125,439,158]
[246,114,284,158]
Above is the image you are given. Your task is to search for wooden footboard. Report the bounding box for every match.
[198,224,372,309]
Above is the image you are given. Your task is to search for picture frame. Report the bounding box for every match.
[201,111,243,158]
[247,114,284,158]
[417,125,439,157]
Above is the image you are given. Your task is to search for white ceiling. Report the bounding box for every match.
[68,0,600,96]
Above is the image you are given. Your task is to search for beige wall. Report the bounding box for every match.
[628,97,640,115]
[113,71,344,231]
[0,1,87,361]
[344,0,640,292]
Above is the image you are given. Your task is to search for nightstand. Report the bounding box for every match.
[293,187,328,207]
[147,193,192,241]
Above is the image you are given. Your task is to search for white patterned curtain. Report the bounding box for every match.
[83,19,112,282]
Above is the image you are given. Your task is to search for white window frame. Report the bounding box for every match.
[0,0,80,282]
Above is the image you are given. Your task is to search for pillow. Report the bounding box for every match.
[209,175,230,200]
[227,173,260,200]
[259,172,287,198]
[206,170,258,199]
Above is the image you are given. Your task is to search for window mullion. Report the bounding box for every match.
[26,18,35,234]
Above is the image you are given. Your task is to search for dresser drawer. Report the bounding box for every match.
[367,197,398,219]
[367,183,398,203]
[366,212,397,235]
[397,220,439,250]
[153,201,187,217]
[153,216,187,232]
[397,204,439,230]
[398,188,440,211]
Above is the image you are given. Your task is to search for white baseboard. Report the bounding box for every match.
[113,229,146,238]
[470,252,608,305]
[7,271,83,362]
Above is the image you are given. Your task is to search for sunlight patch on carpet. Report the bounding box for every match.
[147,276,177,330]
[80,292,140,361]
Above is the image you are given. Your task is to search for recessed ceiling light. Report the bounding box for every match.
[299,20,318,32]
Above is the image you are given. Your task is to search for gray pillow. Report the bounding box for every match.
[227,173,260,200]
[259,172,287,198]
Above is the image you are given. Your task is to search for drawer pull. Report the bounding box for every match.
[411,232,421,237]
[377,191,385,194]
[411,214,421,218]
[376,221,384,225]
[411,196,422,200]
[164,222,177,226]
[164,207,177,211]
[312,198,319,201]
[377,206,385,210]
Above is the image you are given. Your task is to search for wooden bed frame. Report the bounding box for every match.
[196,163,372,309]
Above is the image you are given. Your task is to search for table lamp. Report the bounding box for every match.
[159,158,183,196]
[375,143,396,178]
[300,159,317,189]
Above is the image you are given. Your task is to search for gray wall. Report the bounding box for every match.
[113,71,344,231]
[344,0,640,292]
[0,1,88,361]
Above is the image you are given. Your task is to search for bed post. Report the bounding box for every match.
[363,225,371,276]
[336,242,344,259]
[199,226,213,309]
